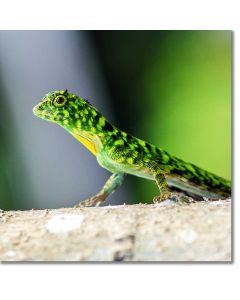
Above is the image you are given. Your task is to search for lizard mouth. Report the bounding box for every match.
[33,104,52,120]
[33,104,68,123]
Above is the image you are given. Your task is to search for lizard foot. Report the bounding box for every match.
[75,194,107,208]
[153,193,194,205]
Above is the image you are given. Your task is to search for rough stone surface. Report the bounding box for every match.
[0,200,231,262]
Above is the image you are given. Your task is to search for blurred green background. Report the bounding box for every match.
[0,31,231,210]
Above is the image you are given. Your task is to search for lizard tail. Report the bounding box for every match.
[168,156,231,198]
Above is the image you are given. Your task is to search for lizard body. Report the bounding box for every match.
[33,90,231,206]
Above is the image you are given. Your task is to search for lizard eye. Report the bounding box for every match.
[53,95,67,107]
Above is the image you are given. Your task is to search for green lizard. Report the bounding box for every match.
[33,90,231,206]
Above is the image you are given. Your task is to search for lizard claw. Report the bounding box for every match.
[75,194,107,208]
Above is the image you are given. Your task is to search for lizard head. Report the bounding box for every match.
[33,90,107,134]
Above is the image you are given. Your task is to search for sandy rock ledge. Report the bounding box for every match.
[0,200,231,262]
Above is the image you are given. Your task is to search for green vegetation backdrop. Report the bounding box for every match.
[92,31,231,203]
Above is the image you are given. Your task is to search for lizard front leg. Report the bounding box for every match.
[77,172,126,207]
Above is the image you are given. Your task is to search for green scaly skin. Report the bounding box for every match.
[33,90,231,206]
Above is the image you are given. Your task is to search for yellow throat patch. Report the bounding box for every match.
[72,133,97,156]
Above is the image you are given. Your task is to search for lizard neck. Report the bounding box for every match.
[69,128,104,156]
[58,112,117,156]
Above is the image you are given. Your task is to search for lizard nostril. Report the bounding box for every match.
[33,104,42,114]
